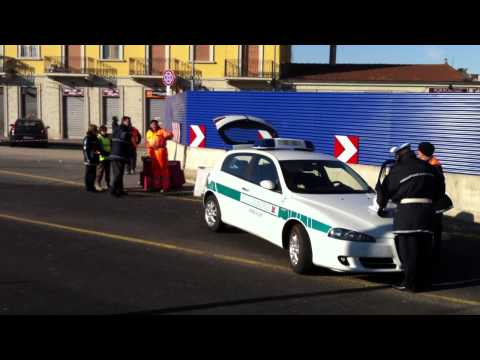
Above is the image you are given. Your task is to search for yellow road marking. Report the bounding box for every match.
[212,254,288,272]
[0,169,200,202]
[0,169,82,187]
[422,293,480,307]
[0,213,205,256]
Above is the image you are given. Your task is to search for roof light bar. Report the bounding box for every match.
[253,138,315,152]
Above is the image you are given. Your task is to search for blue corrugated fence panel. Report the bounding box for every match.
[185,91,480,175]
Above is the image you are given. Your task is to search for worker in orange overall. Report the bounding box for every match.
[146,120,173,192]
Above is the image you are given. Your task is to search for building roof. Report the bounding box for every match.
[282,63,471,83]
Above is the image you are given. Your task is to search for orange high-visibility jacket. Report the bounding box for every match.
[146,128,173,176]
[428,156,441,167]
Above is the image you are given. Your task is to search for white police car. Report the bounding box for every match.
[203,115,401,274]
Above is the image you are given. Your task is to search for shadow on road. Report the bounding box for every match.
[356,233,480,292]
[126,284,390,315]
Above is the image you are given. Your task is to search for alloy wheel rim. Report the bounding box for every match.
[205,200,217,227]
[289,232,300,266]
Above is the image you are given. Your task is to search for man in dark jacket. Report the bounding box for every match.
[82,125,103,192]
[377,143,442,292]
[110,116,133,197]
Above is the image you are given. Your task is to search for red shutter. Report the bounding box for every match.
[194,45,210,62]
[67,45,82,73]
[244,45,260,76]
[151,45,166,75]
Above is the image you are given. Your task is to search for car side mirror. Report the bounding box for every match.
[260,180,276,191]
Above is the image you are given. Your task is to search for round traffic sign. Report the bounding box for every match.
[162,69,176,86]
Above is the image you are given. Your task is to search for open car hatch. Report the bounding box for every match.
[213,115,278,146]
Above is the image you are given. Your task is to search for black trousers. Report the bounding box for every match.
[127,148,137,173]
[85,165,97,191]
[96,160,111,188]
[111,160,126,195]
[395,233,433,291]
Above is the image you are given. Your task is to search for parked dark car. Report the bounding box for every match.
[9,119,49,147]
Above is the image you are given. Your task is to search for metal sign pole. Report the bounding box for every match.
[191,46,195,91]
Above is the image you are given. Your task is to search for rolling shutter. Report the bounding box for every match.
[64,96,85,139]
[148,98,165,123]
[103,96,120,131]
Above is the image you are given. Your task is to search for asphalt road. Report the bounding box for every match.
[0,146,479,315]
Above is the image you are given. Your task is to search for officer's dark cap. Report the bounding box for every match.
[418,142,435,157]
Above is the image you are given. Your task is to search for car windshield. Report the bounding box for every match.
[280,160,373,194]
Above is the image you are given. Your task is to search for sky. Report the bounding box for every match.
[292,45,480,73]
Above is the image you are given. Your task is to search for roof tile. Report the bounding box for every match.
[282,63,470,83]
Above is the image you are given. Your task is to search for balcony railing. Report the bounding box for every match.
[224,59,278,79]
[44,56,86,74]
[0,56,35,79]
[86,58,117,81]
[44,56,116,81]
[129,57,202,80]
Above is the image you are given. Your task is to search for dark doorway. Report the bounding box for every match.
[21,87,37,119]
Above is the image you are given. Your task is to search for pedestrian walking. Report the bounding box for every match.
[417,142,452,261]
[146,119,173,192]
[110,116,132,197]
[82,125,103,193]
[125,117,142,175]
[377,143,442,292]
[95,125,112,191]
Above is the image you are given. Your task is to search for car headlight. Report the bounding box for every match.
[327,228,375,243]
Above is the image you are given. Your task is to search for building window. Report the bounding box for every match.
[191,45,213,62]
[18,45,40,59]
[101,45,122,60]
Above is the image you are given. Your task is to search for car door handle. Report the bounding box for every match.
[241,187,250,192]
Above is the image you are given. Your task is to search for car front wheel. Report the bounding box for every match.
[288,224,314,274]
[204,195,225,232]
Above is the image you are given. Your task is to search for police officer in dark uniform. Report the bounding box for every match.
[82,125,104,193]
[110,116,133,197]
[377,143,442,292]
[417,142,452,261]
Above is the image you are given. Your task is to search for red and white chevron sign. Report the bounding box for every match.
[334,135,359,164]
[257,130,273,139]
[189,125,206,147]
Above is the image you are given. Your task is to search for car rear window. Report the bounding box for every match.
[15,120,44,129]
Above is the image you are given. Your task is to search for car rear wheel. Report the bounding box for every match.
[288,224,314,274]
[204,195,225,232]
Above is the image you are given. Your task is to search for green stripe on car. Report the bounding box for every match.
[206,180,331,234]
